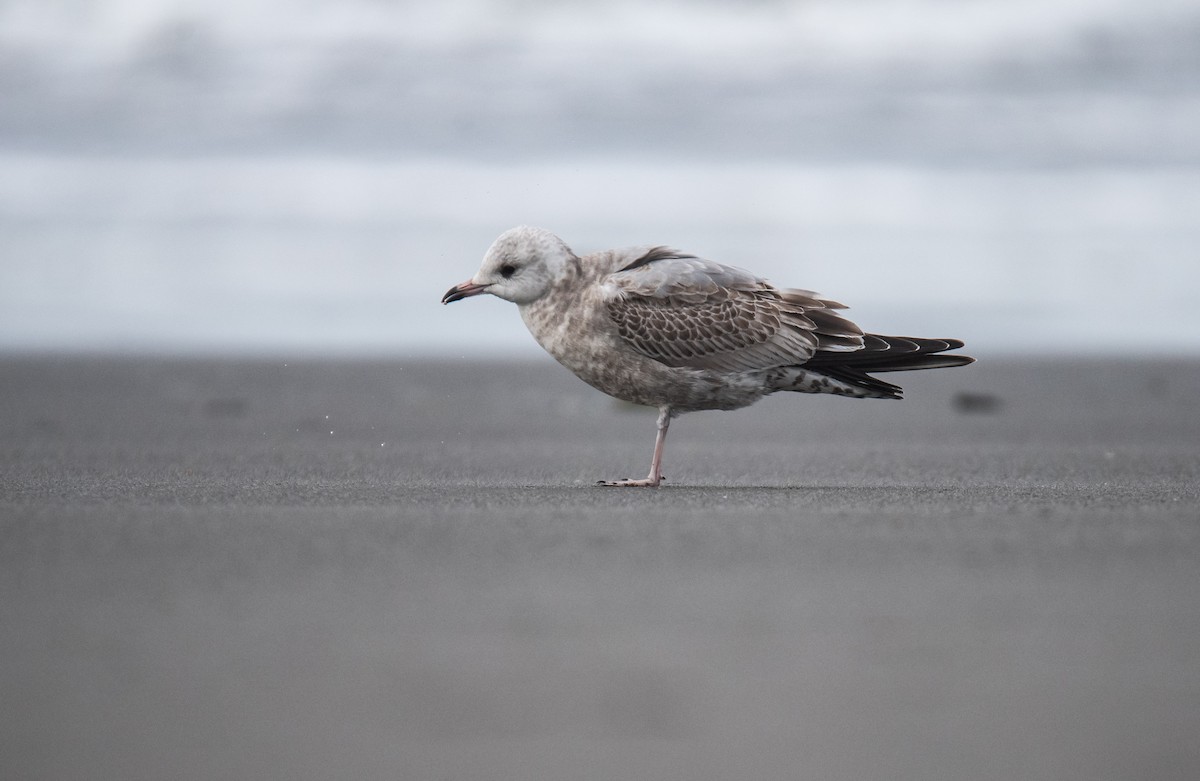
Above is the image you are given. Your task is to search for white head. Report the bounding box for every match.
[442,226,577,306]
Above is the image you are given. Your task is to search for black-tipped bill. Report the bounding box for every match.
[441,280,489,304]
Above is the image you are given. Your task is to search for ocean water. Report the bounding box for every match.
[1,0,1198,356]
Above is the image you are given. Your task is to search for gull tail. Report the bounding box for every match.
[783,336,974,400]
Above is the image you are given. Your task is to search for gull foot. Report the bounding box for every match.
[596,476,664,488]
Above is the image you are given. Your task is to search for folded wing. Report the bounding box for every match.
[601,248,865,373]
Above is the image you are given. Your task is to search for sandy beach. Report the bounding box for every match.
[2,355,1198,781]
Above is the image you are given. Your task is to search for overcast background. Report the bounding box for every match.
[2,0,1198,357]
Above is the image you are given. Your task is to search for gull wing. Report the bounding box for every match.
[600,247,865,373]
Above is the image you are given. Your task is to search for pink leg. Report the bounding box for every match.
[598,407,671,487]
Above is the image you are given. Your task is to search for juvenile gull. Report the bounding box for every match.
[442,226,974,487]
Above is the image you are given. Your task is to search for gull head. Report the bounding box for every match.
[442,226,577,306]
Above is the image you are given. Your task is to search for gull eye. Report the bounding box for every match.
[499,264,517,279]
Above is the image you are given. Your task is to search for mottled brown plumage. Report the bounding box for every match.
[442,226,974,486]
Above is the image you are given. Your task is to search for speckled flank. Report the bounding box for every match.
[766,366,893,399]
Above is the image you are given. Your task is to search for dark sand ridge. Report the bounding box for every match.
[2,356,1198,781]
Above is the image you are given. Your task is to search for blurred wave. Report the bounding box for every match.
[1,0,1198,354]
[4,0,1199,163]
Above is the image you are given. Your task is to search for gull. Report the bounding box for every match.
[442,226,974,487]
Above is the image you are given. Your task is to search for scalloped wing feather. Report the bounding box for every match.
[602,255,864,372]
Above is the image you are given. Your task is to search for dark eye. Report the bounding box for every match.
[499,264,516,279]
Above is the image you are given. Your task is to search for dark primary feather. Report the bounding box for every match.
[618,246,698,272]
[804,335,971,371]
[802,335,975,398]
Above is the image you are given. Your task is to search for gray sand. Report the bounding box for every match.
[2,356,1198,781]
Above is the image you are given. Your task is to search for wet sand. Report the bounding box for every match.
[2,356,1198,781]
